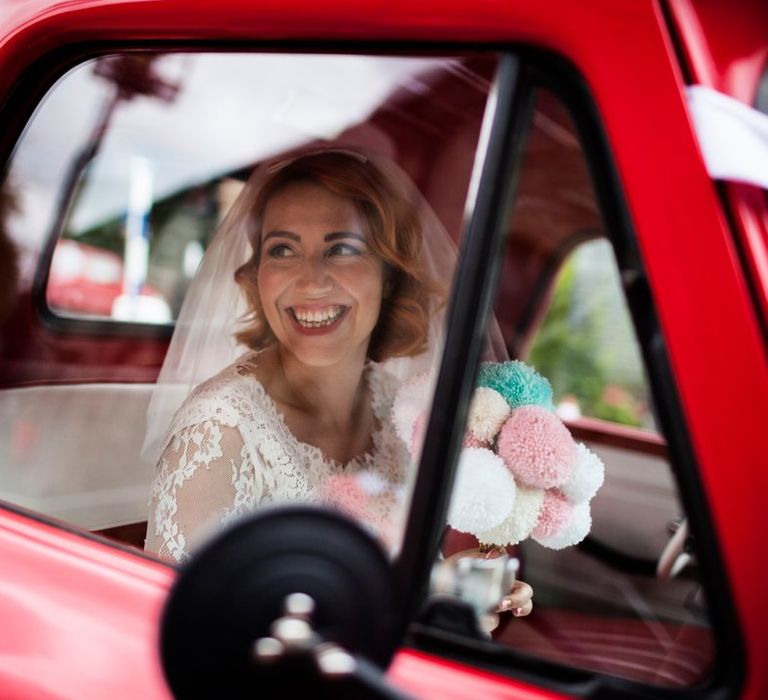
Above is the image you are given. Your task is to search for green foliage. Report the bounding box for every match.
[527,249,645,428]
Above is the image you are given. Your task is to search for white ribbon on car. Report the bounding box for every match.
[686,84,768,189]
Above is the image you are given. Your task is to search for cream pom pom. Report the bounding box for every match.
[533,501,592,550]
[447,448,517,534]
[391,372,431,445]
[560,443,605,504]
[476,486,545,547]
[467,387,511,443]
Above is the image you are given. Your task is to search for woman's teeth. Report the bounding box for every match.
[291,305,345,328]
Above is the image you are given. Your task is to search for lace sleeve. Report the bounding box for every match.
[145,419,262,563]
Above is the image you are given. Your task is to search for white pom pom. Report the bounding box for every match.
[356,471,388,496]
[560,443,605,504]
[467,387,511,443]
[391,372,431,445]
[476,486,545,547]
[447,448,517,534]
[533,501,592,549]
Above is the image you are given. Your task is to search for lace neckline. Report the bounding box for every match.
[233,352,386,471]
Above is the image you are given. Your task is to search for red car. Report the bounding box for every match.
[0,0,766,698]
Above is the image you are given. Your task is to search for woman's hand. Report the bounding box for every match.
[478,577,533,636]
[443,547,534,618]
[496,579,533,617]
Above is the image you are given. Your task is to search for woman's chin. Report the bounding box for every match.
[282,339,368,370]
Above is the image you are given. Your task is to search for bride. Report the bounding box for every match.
[143,148,533,617]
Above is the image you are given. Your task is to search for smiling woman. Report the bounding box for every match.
[144,150,443,561]
[248,183,386,370]
[234,150,429,366]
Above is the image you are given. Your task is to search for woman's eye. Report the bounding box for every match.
[266,244,296,258]
[327,243,362,258]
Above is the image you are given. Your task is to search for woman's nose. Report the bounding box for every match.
[295,256,333,294]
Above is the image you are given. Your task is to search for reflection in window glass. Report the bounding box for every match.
[441,88,715,689]
[8,53,473,324]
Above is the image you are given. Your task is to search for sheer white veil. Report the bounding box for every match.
[142,146,506,465]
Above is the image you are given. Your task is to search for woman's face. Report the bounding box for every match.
[257,180,385,369]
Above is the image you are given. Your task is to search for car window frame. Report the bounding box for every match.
[401,49,744,700]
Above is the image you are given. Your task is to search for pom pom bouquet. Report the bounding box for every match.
[393,361,605,550]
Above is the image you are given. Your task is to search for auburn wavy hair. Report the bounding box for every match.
[233,151,439,362]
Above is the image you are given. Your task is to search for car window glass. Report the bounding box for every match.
[0,51,497,561]
[10,54,476,325]
[438,87,715,689]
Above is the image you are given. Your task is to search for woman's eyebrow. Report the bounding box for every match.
[263,230,300,243]
[324,232,367,243]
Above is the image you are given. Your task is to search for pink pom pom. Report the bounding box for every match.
[319,475,368,521]
[534,501,592,550]
[532,489,573,539]
[463,429,489,449]
[497,406,577,488]
[410,412,428,459]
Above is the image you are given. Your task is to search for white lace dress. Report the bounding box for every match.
[145,353,411,563]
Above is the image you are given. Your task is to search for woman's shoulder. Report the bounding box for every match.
[191,352,260,395]
[171,351,273,430]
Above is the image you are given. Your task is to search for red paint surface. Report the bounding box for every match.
[667,0,768,334]
[0,1,766,698]
[0,508,174,698]
[389,649,571,700]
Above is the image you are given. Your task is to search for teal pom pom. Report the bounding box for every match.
[477,361,554,410]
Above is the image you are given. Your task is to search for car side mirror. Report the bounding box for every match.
[159,505,412,699]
